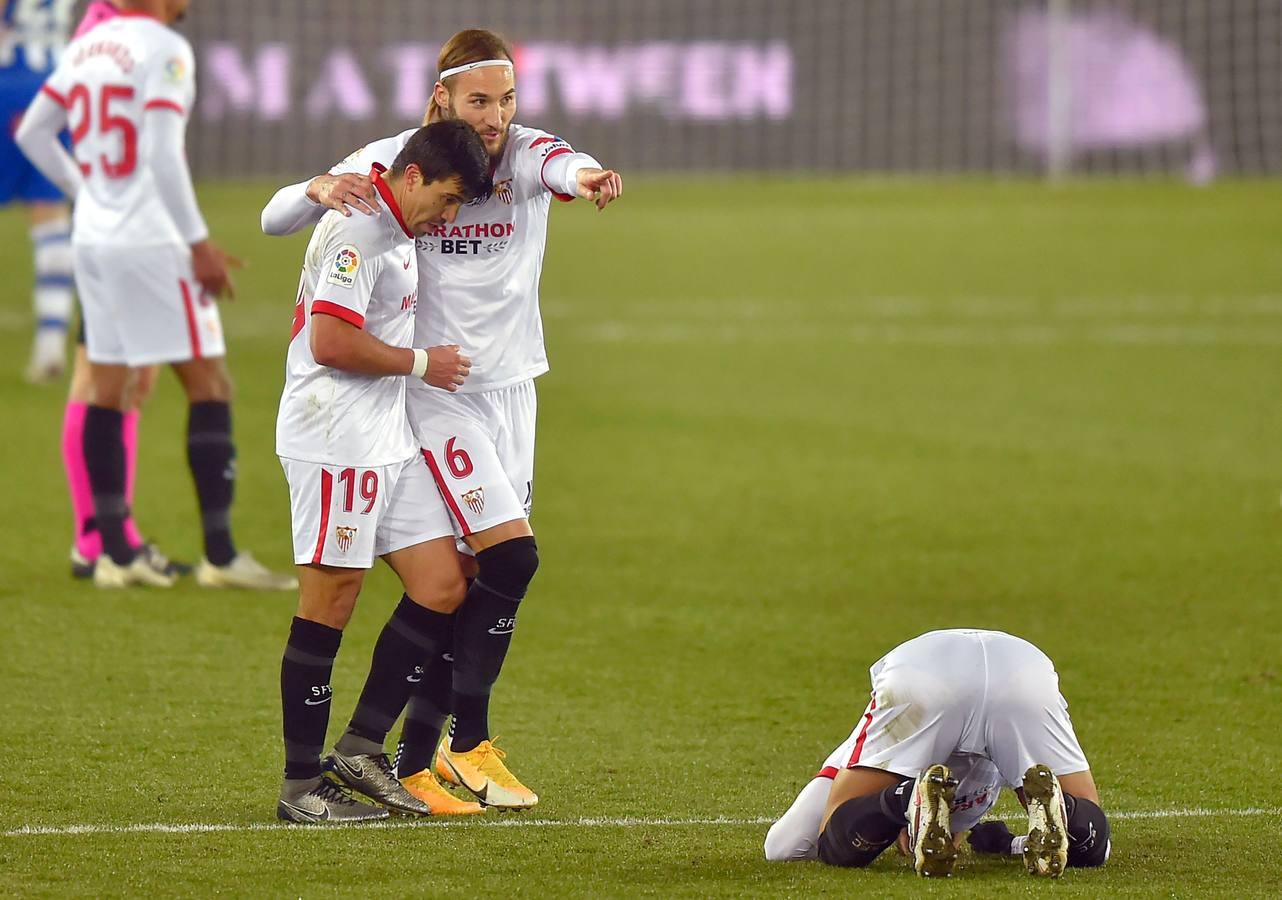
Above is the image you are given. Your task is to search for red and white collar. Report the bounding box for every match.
[370,163,414,239]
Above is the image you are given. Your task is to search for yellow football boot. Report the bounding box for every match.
[435,749,460,786]
[436,738,538,809]
[400,769,485,816]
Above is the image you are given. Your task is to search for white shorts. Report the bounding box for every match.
[74,243,226,366]
[834,629,1090,791]
[280,454,454,568]
[408,379,537,538]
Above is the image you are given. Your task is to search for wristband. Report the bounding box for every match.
[411,348,429,378]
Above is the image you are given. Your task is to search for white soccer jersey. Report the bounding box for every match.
[330,123,597,393]
[276,167,420,467]
[38,12,196,247]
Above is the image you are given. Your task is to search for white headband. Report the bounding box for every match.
[439,59,513,81]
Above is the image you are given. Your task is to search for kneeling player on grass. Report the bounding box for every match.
[274,121,492,823]
[763,629,1110,877]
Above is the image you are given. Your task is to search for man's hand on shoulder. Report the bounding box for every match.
[308,173,379,217]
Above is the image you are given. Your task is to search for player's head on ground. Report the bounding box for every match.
[121,0,189,23]
[385,120,491,234]
[427,29,516,159]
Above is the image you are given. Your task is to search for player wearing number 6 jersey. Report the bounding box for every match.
[261,27,623,811]
[274,121,493,823]
[16,0,294,590]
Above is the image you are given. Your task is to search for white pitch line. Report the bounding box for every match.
[4,807,1279,838]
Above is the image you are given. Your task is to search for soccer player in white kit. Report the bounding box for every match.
[763,629,1111,878]
[274,121,493,823]
[15,0,293,590]
[261,28,623,808]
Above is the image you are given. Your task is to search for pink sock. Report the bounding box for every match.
[62,401,101,559]
[123,409,144,549]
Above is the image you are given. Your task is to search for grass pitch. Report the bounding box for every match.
[1,177,1280,897]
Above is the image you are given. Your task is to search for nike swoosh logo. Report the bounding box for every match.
[442,653,454,663]
[406,674,422,683]
[304,696,332,706]
[336,758,365,780]
[280,800,329,822]
[487,627,514,635]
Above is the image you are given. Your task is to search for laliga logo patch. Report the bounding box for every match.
[327,245,361,288]
[335,525,357,553]
[164,57,186,84]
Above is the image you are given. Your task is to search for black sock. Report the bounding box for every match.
[449,538,537,752]
[816,779,912,868]
[395,624,454,776]
[83,405,133,564]
[187,401,237,566]
[280,616,342,781]
[1064,794,1111,867]
[345,595,453,749]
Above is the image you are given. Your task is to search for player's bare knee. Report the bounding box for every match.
[297,568,363,629]
[127,365,160,410]
[175,358,234,403]
[90,366,131,410]
[405,572,468,614]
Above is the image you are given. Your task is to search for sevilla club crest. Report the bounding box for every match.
[461,488,485,515]
[335,525,357,553]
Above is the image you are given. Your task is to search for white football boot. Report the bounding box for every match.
[93,553,176,588]
[1022,764,1069,877]
[24,332,66,384]
[195,552,297,591]
[908,763,959,877]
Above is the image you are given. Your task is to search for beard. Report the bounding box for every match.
[440,103,510,161]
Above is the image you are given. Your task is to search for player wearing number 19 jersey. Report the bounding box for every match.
[17,0,294,591]
[273,121,492,823]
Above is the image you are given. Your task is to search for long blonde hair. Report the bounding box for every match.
[425,29,515,124]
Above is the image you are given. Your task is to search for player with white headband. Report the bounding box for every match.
[261,28,622,812]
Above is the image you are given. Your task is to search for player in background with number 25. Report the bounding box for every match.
[16,0,293,590]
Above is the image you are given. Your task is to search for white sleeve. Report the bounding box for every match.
[514,131,601,200]
[15,88,82,198]
[142,109,208,244]
[142,37,206,243]
[309,219,384,327]
[260,180,324,236]
[261,133,406,237]
[329,133,406,177]
[763,777,833,862]
[540,147,601,198]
